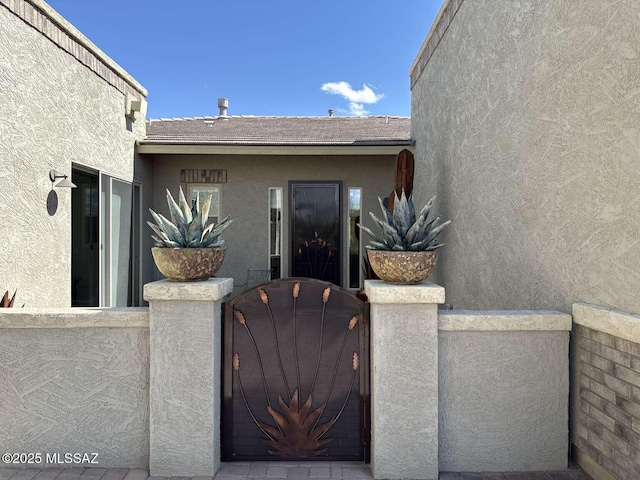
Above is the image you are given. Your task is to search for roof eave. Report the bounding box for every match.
[136,142,415,156]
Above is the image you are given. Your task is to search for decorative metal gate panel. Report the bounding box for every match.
[223,278,369,461]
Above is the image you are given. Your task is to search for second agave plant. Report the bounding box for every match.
[358,189,451,284]
[148,186,233,281]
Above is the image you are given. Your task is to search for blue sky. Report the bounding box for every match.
[46,1,442,119]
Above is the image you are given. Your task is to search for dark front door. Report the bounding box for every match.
[290,182,341,286]
[223,279,369,461]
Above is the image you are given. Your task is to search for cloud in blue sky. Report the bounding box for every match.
[321,81,384,116]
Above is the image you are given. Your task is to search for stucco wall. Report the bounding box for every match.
[149,154,395,293]
[438,311,570,472]
[410,0,640,312]
[0,308,149,468]
[0,3,146,307]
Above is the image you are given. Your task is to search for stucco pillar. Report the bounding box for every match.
[364,280,445,480]
[144,278,233,477]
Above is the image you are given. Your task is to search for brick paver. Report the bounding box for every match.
[0,463,595,480]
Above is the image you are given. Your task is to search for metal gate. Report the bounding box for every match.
[222,278,369,461]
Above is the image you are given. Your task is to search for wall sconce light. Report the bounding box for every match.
[49,169,77,188]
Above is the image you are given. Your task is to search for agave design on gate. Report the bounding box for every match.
[233,282,360,457]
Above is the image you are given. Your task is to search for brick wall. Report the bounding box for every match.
[573,324,640,479]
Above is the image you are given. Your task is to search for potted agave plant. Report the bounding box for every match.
[148,186,232,281]
[358,190,451,284]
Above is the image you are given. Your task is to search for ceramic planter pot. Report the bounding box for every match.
[152,247,226,281]
[366,250,437,284]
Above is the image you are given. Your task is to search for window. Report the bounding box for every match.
[187,184,220,224]
[71,169,99,306]
[99,174,141,307]
[72,168,141,307]
[348,188,362,289]
[269,187,283,279]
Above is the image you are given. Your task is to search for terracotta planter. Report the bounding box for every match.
[152,247,226,281]
[366,250,437,284]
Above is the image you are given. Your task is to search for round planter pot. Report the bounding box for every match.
[366,250,437,285]
[152,247,226,281]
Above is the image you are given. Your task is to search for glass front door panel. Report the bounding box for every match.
[348,188,362,289]
[291,183,341,286]
[269,188,283,279]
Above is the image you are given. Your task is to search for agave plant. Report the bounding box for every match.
[358,190,451,251]
[148,187,232,248]
[1,290,17,307]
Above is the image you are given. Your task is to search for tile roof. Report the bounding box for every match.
[142,115,412,146]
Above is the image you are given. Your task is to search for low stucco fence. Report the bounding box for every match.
[438,310,570,472]
[0,308,149,468]
[0,281,572,479]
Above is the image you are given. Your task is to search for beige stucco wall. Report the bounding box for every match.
[0,3,146,306]
[438,310,570,472]
[411,0,640,312]
[0,308,149,468]
[149,154,395,294]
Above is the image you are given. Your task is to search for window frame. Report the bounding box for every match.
[187,183,221,224]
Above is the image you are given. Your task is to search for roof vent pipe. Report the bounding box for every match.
[328,109,334,117]
[218,98,229,117]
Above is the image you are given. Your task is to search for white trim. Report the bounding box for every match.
[137,144,414,156]
[109,176,114,307]
[267,188,272,274]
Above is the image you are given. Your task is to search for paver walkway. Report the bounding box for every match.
[0,463,595,480]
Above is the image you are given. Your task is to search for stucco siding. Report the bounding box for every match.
[0,308,149,468]
[149,154,395,293]
[410,0,640,312]
[439,329,569,471]
[0,4,146,306]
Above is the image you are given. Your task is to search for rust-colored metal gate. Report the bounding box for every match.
[222,278,369,461]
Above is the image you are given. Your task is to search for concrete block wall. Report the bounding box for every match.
[572,303,640,480]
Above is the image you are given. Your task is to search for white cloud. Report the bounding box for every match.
[321,81,384,116]
[348,102,369,116]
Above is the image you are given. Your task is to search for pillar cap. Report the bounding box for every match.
[364,279,445,304]
[144,278,233,302]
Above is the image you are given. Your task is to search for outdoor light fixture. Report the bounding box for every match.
[49,169,77,188]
